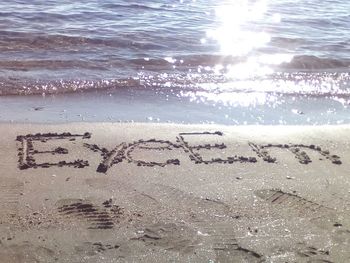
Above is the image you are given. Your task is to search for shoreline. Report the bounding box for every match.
[1,89,350,125]
[0,123,349,262]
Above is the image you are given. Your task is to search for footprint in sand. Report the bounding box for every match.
[85,178,231,222]
[0,178,23,221]
[140,184,231,221]
[74,241,125,257]
[254,189,348,230]
[197,223,265,263]
[213,240,265,263]
[295,244,333,263]
[134,222,199,253]
[56,198,124,230]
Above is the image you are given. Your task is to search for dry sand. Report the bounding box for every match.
[0,123,349,262]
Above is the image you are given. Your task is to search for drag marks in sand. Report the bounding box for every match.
[0,178,23,220]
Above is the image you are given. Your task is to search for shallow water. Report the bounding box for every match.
[0,0,350,124]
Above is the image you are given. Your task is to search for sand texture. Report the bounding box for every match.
[0,123,349,262]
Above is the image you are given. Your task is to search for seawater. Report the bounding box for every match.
[0,0,350,124]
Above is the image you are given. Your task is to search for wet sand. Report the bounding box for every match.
[0,123,349,262]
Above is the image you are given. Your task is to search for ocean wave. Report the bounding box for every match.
[101,3,166,12]
[123,54,350,70]
[0,60,108,71]
[0,54,243,72]
[130,55,243,67]
[0,31,165,52]
[280,55,350,69]
[0,78,139,96]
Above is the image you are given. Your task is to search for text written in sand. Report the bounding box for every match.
[16,132,342,174]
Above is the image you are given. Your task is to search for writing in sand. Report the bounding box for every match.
[16,131,342,174]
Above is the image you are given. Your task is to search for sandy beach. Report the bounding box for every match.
[1,0,350,262]
[0,122,348,262]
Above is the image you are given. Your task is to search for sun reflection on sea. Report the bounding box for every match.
[193,0,295,107]
[206,0,270,57]
[173,0,345,112]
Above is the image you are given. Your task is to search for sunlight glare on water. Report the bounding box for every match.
[195,0,286,106]
[209,0,293,77]
[206,0,270,57]
[189,0,344,108]
[0,0,350,124]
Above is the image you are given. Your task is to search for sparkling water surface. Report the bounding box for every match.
[0,0,349,124]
